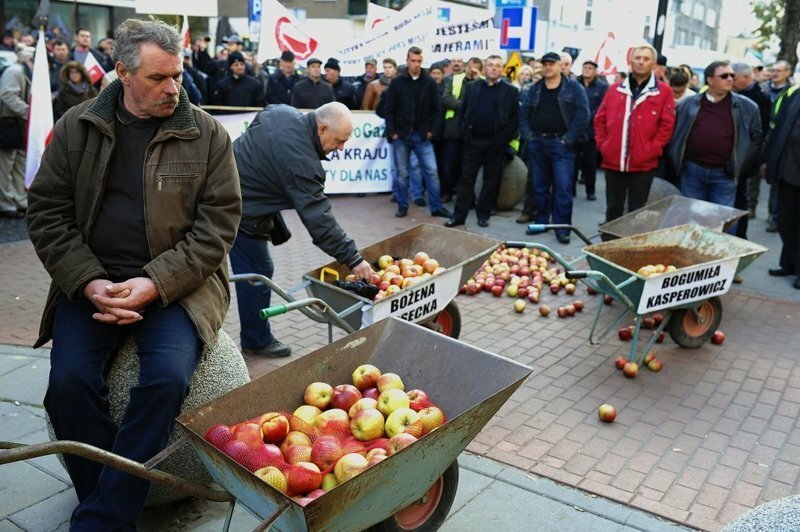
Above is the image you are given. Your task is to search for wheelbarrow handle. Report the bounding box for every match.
[565,271,588,279]
[572,270,636,309]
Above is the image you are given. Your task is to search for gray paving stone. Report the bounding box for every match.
[0,355,32,378]
[447,466,494,516]
[7,488,76,532]
[16,430,72,485]
[0,402,45,441]
[0,359,48,406]
[0,461,68,518]
[459,452,507,478]
[0,519,24,531]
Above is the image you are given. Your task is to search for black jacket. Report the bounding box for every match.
[267,71,300,105]
[331,78,358,110]
[211,74,266,109]
[577,75,609,118]
[737,82,771,142]
[764,86,800,186]
[458,78,519,145]
[383,68,442,141]
[233,105,363,268]
[291,78,335,109]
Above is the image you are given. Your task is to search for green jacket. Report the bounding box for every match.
[27,80,242,347]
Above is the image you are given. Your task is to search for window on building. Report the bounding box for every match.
[348,0,367,15]
[681,0,692,16]
[643,15,651,40]
[706,8,717,27]
[693,2,704,20]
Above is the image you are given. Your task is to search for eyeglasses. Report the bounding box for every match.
[712,73,734,80]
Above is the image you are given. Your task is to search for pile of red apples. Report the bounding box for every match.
[203,364,446,506]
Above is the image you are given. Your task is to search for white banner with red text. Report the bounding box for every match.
[213,111,393,195]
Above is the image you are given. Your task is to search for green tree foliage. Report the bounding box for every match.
[752,0,799,68]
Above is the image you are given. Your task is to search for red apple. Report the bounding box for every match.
[642,316,656,329]
[232,422,264,449]
[557,306,568,318]
[386,433,418,456]
[284,444,312,465]
[256,413,290,444]
[280,431,312,456]
[315,408,350,436]
[349,397,378,418]
[334,453,369,483]
[331,384,362,412]
[618,327,632,341]
[414,251,430,266]
[539,304,551,317]
[587,285,598,295]
[711,330,726,345]
[565,283,576,295]
[376,373,405,393]
[310,435,344,470]
[652,313,664,326]
[597,404,616,422]
[656,331,665,343]
[422,258,440,274]
[352,364,382,391]
[291,405,322,434]
[366,448,388,467]
[286,462,322,495]
[623,362,639,378]
[573,300,584,312]
[221,439,251,464]
[491,285,504,297]
[647,358,663,372]
[643,351,655,365]
[604,295,614,305]
[564,304,576,316]
[204,424,233,449]
[614,356,627,370]
[362,387,380,401]
[406,389,430,411]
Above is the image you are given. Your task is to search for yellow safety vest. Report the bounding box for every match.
[771,84,799,129]
[444,73,467,120]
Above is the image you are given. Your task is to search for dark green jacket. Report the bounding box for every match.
[27,80,242,347]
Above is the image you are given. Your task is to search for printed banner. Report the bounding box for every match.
[259,0,502,76]
[637,259,738,314]
[361,266,463,328]
[212,111,393,195]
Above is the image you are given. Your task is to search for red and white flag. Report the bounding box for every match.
[595,32,625,76]
[181,15,191,50]
[24,33,54,188]
[83,52,106,85]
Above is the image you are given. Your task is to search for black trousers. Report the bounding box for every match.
[572,138,597,195]
[438,138,463,197]
[777,180,800,275]
[604,169,655,223]
[734,173,750,239]
[453,137,506,221]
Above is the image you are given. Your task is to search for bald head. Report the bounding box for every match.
[315,102,353,154]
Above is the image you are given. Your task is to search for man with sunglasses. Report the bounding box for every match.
[668,60,762,223]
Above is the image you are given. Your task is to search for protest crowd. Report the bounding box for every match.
[0,12,798,529]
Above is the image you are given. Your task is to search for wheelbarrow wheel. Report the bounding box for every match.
[667,297,723,348]
[431,301,461,339]
[366,460,459,532]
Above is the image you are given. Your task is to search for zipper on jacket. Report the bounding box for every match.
[157,177,163,190]
[731,99,739,178]
[87,137,116,233]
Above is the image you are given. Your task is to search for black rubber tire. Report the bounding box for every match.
[431,301,462,339]
[366,461,459,532]
[667,297,723,348]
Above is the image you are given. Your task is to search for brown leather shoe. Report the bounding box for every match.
[516,213,532,224]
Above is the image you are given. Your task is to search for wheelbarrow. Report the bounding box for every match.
[1,319,531,531]
[235,224,500,341]
[178,317,532,531]
[566,224,766,364]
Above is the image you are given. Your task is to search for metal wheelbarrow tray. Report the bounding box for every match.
[570,224,766,363]
[598,195,747,240]
[177,318,532,532]
[303,224,501,333]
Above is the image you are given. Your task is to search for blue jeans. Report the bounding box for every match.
[392,132,443,212]
[527,136,575,237]
[229,231,277,349]
[392,153,425,202]
[680,160,738,233]
[47,294,200,530]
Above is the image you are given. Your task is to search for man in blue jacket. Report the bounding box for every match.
[667,60,762,232]
[519,52,590,244]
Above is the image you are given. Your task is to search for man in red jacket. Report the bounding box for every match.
[594,44,675,223]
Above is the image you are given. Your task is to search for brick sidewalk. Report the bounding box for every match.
[2,193,799,530]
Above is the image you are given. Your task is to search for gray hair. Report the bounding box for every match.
[731,62,752,77]
[773,60,792,71]
[631,43,657,61]
[315,102,352,128]
[112,19,181,73]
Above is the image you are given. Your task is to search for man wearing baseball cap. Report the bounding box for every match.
[267,50,301,105]
[520,51,590,244]
[291,57,335,109]
[354,58,379,108]
[573,59,608,201]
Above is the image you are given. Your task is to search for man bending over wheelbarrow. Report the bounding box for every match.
[26,19,242,530]
[231,102,374,358]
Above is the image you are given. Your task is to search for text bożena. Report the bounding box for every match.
[390,282,437,321]
[644,264,726,310]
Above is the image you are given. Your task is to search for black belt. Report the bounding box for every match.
[532,132,565,139]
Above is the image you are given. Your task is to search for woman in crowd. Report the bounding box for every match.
[53,61,97,120]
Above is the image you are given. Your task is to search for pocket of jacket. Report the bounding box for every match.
[155,172,199,190]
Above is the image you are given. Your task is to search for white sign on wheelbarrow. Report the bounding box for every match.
[361,266,463,329]
[638,259,738,314]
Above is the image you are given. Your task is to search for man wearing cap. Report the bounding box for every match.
[362,58,397,111]
[573,59,608,201]
[354,58,378,108]
[382,46,452,219]
[655,54,669,82]
[519,51,590,244]
[0,43,33,218]
[324,58,358,110]
[225,34,244,55]
[231,102,374,357]
[267,50,301,106]
[211,51,265,110]
[292,58,335,109]
[594,43,675,224]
